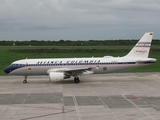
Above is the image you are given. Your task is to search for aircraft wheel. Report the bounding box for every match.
[23,80,27,84]
[74,77,80,83]
[23,76,28,84]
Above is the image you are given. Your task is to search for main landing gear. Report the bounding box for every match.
[74,77,80,83]
[23,76,27,84]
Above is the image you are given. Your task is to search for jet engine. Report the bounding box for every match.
[49,72,70,81]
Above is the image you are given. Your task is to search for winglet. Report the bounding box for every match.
[124,32,154,58]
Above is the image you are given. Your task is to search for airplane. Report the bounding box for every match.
[4,32,156,83]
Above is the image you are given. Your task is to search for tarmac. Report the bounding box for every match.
[0,72,160,120]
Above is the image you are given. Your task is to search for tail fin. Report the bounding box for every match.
[125,32,154,58]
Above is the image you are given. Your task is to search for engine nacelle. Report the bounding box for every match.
[49,72,64,81]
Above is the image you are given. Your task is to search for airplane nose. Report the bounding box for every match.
[4,66,11,74]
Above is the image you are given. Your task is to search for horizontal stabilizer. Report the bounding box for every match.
[136,58,157,64]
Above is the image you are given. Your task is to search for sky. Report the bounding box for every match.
[0,0,160,40]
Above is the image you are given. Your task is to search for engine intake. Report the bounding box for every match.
[49,72,70,81]
[49,72,64,81]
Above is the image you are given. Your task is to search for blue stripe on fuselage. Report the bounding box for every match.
[4,61,154,74]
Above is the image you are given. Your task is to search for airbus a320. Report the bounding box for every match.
[4,32,156,83]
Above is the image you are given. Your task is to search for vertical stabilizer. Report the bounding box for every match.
[125,32,153,58]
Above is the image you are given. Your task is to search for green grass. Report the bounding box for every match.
[0,45,159,75]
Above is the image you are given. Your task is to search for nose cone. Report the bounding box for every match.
[4,66,11,74]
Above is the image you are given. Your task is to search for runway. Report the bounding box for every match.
[0,73,160,120]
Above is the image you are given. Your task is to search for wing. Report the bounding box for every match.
[47,67,95,76]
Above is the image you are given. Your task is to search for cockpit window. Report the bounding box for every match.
[11,64,21,67]
[11,64,16,66]
[11,64,15,66]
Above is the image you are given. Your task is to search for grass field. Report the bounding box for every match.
[0,45,159,75]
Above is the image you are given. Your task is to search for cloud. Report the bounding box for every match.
[0,0,160,40]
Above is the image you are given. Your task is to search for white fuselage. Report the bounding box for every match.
[5,56,153,76]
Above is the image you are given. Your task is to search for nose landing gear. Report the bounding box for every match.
[23,76,27,83]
